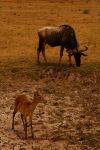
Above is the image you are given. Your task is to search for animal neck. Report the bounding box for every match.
[32,99,40,106]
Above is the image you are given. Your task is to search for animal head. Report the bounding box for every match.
[69,46,88,67]
[34,91,46,104]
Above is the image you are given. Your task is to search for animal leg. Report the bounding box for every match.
[21,114,28,139]
[37,50,40,64]
[42,46,47,63]
[21,114,25,129]
[23,117,28,139]
[29,116,34,139]
[12,109,17,130]
[59,46,64,63]
[37,39,43,64]
[68,55,72,66]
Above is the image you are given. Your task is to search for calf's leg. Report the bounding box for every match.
[29,116,34,139]
[12,109,17,130]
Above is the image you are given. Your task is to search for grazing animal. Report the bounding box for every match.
[37,25,88,67]
[12,91,46,139]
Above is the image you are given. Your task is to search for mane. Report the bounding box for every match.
[59,24,70,28]
[59,25,78,49]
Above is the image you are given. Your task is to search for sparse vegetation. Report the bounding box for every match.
[13,12,17,16]
[0,0,100,149]
[83,9,90,14]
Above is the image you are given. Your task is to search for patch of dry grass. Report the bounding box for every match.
[0,56,100,83]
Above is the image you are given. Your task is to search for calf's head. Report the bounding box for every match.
[34,91,47,104]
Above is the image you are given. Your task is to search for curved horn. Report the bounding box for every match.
[79,46,88,52]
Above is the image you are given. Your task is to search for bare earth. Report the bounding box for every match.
[0,0,100,150]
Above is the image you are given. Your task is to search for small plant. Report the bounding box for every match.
[13,12,17,15]
[83,9,89,14]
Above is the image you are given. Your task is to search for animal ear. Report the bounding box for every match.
[81,53,87,56]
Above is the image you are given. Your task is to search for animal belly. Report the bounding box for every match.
[48,41,60,47]
[46,33,61,47]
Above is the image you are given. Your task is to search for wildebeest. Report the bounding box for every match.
[37,25,88,67]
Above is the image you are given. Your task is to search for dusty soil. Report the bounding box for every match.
[0,70,100,150]
[0,0,100,150]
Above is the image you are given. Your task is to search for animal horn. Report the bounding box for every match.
[79,46,88,52]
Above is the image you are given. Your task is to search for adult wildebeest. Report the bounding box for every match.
[37,25,88,67]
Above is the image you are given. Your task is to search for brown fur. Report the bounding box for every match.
[12,92,46,139]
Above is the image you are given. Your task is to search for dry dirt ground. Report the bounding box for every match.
[0,0,100,150]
